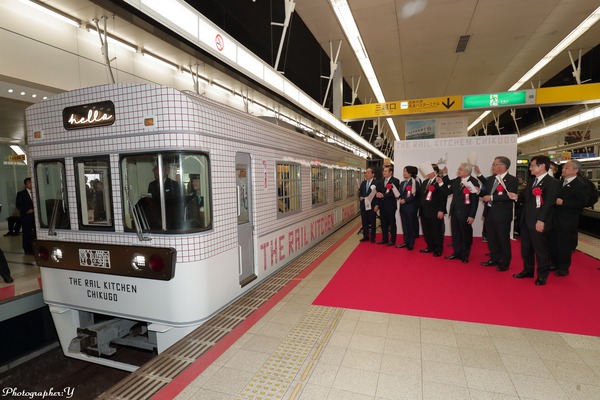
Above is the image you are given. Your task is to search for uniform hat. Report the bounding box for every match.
[419,161,434,176]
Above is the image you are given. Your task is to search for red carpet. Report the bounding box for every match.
[314,235,600,336]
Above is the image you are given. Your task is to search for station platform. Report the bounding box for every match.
[3,221,600,399]
[96,220,600,400]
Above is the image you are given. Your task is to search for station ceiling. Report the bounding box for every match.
[0,0,599,153]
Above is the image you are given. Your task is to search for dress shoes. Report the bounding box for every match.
[376,241,388,245]
[535,277,547,286]
[3,232,12,237]
[445,254,460,260]
[461,258,469,263]
[496,266,509,272]
[433,252,442,257]
[480,260,498,267]
[2,275,14,284]
[396,243,408,249]
[554,270,569,277]
[359,237,369,242]
[420,248,432,253]
[386,242,395,247]
[407,246,414,251]
[513,271,534,279]
[370,238,376,243]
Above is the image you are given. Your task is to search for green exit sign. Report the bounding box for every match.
[463,90,534,109]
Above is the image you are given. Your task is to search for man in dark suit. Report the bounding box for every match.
[396,166,420,250]
[358,167,379,243]
[419,163,447,257]
[16,177,35,255]
[374,166,400,246]
[548,160,587,277]
[442,163,480,263]
[479,156,519,271]
[512,155,559,285]
[148,164,181,230]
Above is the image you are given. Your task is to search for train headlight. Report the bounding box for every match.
[131,254,146,271]
[51,248,63,262]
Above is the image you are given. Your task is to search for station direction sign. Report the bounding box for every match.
[8,154,26,162]
[340,83,600,121]
[463,89,536,109]
[341,95,462,121]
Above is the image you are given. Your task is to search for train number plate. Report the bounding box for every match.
[79,249,111,269]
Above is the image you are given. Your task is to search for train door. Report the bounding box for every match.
[236,153,256,287]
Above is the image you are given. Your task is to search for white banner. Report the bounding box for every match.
[394,135,518,237]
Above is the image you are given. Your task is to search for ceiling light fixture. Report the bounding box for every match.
[142,51,179,71]
[469,5,600,132]
[18,0,81,27]
[517,105,600,144]
[329,0,400,141]
[86,25,138,53]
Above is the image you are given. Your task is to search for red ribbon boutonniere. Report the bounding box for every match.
[426,185,435,201]
[532,187,543,208]
[406,185,412,197]
[496,184,504,195]
[463,187,471,204]
[385,183,393,193]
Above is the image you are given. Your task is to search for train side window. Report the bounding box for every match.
[35,160,71,229]
[121,152,211,233]
[333,168,343,202]
[311,166,327,206]
[276,162,301,215]
[347,169,356,198]
[74,157,113,229]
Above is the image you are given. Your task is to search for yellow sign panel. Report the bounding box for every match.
[536,82,600,105]
[9,154,26,162]
[341,96,462,121]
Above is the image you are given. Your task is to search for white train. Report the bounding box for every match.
[26,83,363,371]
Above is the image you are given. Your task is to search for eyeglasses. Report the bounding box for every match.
[491,163,504,166]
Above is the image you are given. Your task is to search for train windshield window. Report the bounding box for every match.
[333,169,343,202]
[121,152,211,233]
[276,162,301,215]
[35,160,71,229]
[347,170,356,198]
[311,166,327,206]
[74,157,113,229]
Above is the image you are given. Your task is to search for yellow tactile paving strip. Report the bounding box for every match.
[237,306,342,400]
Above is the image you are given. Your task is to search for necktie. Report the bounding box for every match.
[491,178,499,193]
[562,179,568,187]
[385,178,389,185]
[533,177,538,187]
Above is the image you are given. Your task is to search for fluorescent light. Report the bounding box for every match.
[141,0,198,36]
[511,5,600,90]
[180,69,209,85]
[10,145,25,155]
[471,5,600,134]
[329,0,398,140]
[517,105,600,144]
[142,51,179,71]
[18,0,81,27]
[87,26,137,53]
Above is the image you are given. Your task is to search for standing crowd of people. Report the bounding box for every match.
[358,156,591,286]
